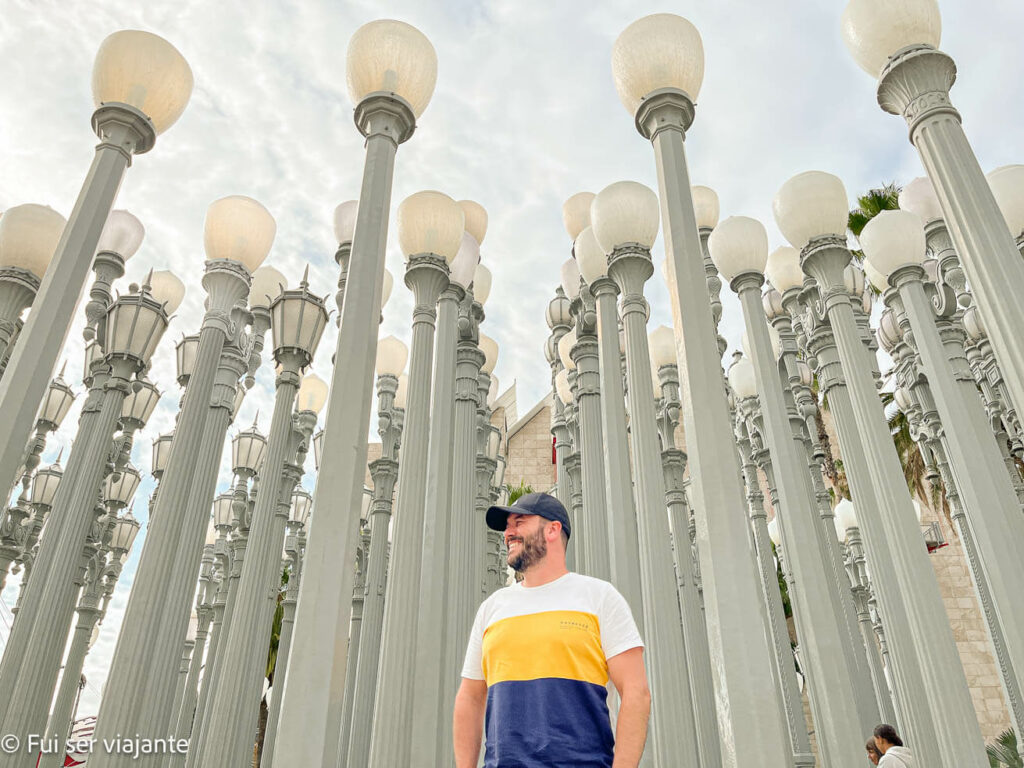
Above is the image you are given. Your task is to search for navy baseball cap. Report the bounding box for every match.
[486,492,571,541]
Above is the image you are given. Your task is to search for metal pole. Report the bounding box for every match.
[343,376,401,768]
[606,243,699,765]
[637,88,791,765]
[368,251,449,767]
[410,281,463,764]
[799,240,987,765]
[272,93,414,767]
[0,106,155,496]
[878,45,1024,419]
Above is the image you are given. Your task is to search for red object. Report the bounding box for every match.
[552,436,556,466]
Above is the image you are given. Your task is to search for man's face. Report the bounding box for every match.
[505,513,548,573]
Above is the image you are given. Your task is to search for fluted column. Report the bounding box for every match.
[0,359,135,748]
[195,353,317,767]
[878,44,1024,419]
[589,277,642,611]
[796,242,985,766]
[607,244,699,765]
[368,252,448,767]
[437,293,486,766]
[411,281,463,762]
[344,375,401,768]
[336,525,367,767]
[567,283,610,580]
[734,272,872,765]
[638,89,790,764]
[92,264,252,768]
[273,94,414,768]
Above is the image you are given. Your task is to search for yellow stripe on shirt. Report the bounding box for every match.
[481,610,607,687]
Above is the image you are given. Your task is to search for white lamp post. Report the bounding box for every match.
[576,224,643,613]
[343,337,408,768]
[276,23,437,765]
[862,209,1024,741]
[369,189,462,767]
[842,0,1024,424]
[0,30,192,499]
[775,169,986,765]
[612,16,791,762]
[593,178,701,764]
[413,212,486,761]
[0,278,174,745]
[91,196,274,768]
[195,272,328,766]
[711,214,876,763]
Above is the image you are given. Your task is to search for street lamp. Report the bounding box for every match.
[774,168,987,765]
[278,23,437,762]
[0,205,66,371]
[842,0,1024,427]
[0,30,192,500]
[0,277,172,744]
[92,195,274,767]
[575,221,642,610]
[592,177,701,763]
[370,189,462,767]
[649,322,722,765]
[711,213,877,758]
[861,209,1024,739]
[414,212,487,760]
[342,337,408,768]
[84,209,145,342]
[612,15,791,762]
[196,270,328,767]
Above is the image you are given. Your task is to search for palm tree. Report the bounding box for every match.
[987,728,1022,767]
[848,182,901,239]
[253,566,288,766]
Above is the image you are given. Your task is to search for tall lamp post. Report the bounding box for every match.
[273,23,437,766]
[649,325,721,767]
[842,0,1024,419]
[194,276,327,767]
[711,215,875,763]
[773,169,987,765]
[612,16,792,762]
[0,276,176,750]
[413,214,486,762]
[342,338,407,768]
[575,225,643,616]
[0,30,192,497]
[862,210,1024,740]
[90,196,274,766]
[0,205,66,376]
[545,288,573,502]
[592,179,700,764]
[369,189,463,767]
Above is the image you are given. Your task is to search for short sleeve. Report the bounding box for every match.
[599,584,644,660]
[460,601,487,681]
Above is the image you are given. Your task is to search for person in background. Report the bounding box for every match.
[874,724,914,767]
[865,737,881,765]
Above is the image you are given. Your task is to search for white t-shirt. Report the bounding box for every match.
[461,572,643,767]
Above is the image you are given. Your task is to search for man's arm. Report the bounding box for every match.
[453,677,488,768]
[607,646,651,768]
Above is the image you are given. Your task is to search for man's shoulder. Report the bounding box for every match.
[566,572,625,600]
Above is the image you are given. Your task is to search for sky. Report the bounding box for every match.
[1,0,1022,718]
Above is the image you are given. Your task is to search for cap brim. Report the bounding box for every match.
[485,504,517,533]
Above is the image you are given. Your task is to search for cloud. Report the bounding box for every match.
[1,0,1022,718]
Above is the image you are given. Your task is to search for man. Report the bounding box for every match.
[873,724,914,767]
[453,492,650,768]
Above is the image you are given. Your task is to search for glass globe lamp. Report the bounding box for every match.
[92,30,194,135]
[458,200,488,246]
[0,204,67,280]
[560,257,582,301]
[346,20,437,118]
[840,0,942,78]
[375,335,408,377]
[575,227,608,285]
[562,192,595,241]
[295,373,329,415]
[773,171,849,250]
[557,327,577,371]
[860,210,928,279]
[450,231,481,290]
[555,368,573,406]
[612,13,705,116]
[727,355,757,400]
[765,246,805,294]
[899,176,944,224]
[590,181,660,254]
[648,325,676,368]
[203,196,276,272]
[479,334,499,375]
[333,201,359,245]
[96,209,144,262]
[149,270,185,314]
[708,216,769,282]
[396,190,464,263]
[472,264,492,305]
[692,186,720,230]
[250,265,286,310]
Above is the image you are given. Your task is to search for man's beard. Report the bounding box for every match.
[507,525,547,573]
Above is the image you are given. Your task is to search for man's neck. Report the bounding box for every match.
[521,560,569,588]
